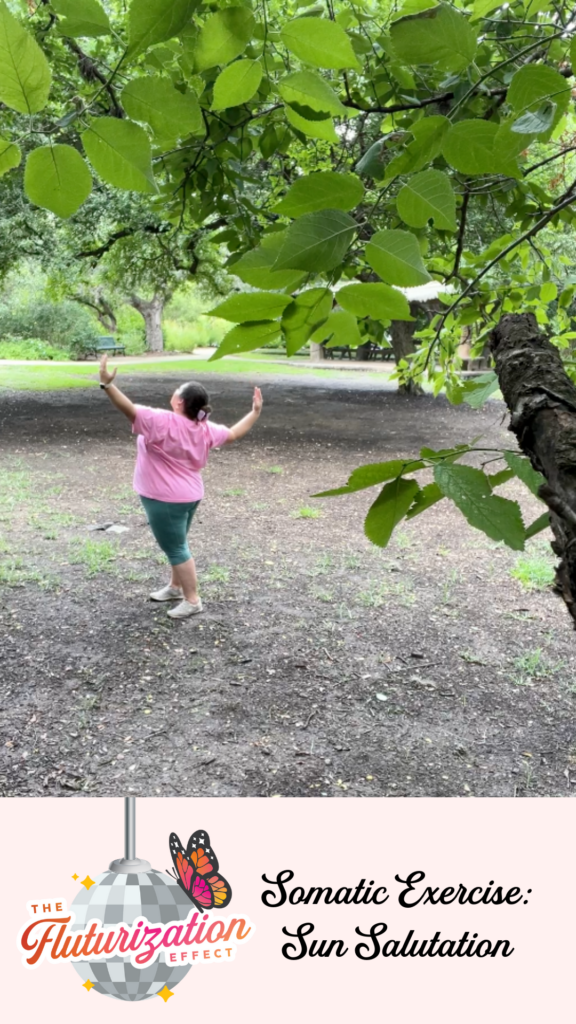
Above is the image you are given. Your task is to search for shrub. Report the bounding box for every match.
[0,337,71,360]
[0,298,101,356]
[164,317,227,352]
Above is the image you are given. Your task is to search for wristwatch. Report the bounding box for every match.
[100,382,112,389]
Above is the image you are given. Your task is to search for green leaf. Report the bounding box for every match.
[194,7,255,71]
[82,118,158,194]
[285,105,338,143]
[314,459,424,497]
[53,0,110,37]
[273,209,357,273]
[443,120,504,176]
[385,116,450,179]
[128,0,198,58]
[210,321,281,360]
[434,463,525,550]
[312,309,362,347]
[355,138,390,181]
[273,171,364,217]
[208,292,292,322]
[122,76,203,139]
[525,511,550,540]
[278,70,348,117]
[390,3,477,73]
[365,229,432,287]
[365,477,420,547]
[488,468,515,489]
[462,371,500,408]
[406,481,443,519]
[493,120,534,175]
[396,170,456,231]
[281,287,333,355]
[0,136,21,177]
[512,102,556,136]
[212,59,262,110]
[24,144,92,218]
[231,234,306,291]
[571,37,576,79]
[507,65,570,132]
[504,452,545,498]
[281,17,360,70]
[0,0,51,114]
[337,282,412,321]
[420,444,471,462]
[471,0,501,21]
[540,281,557,303]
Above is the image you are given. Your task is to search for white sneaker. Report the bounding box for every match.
[167,598,203,619]
[150,584,182,602]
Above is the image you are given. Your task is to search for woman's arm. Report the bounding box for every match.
[99,355,137,423]
[227,387,263,442]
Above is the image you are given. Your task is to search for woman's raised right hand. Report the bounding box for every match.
[99,354,118,386]
[252,387,263,415]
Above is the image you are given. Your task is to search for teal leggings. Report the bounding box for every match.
[140,496,200,566]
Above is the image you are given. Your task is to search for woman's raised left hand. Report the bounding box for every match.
[99,354,118,386]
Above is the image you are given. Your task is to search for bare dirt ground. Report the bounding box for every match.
[1,371,575,799]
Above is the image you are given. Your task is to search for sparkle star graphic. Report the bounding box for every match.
[81,875,95,890]
[72,873,79,881]
[157,986,174,1003]
[82,980,95,992]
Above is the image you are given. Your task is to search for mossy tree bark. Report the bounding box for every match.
[491,312,576,626]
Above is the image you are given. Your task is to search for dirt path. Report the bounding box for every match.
[1,372,575,798]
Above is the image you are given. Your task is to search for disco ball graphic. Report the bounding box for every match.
[71,868,193,1001]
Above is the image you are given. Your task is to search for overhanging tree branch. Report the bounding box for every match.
[424,175,576,368]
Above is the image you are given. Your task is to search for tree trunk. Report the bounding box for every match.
[491,312,576,626]
[389,315,424,395]
[309,341,325,361]
[130,293,165,352]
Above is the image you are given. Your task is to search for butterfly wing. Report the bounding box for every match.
[185,830,232,910]
[169,832,197,898]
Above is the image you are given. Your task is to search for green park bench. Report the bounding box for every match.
[322,344,353,359]
[369,343,395,361]
[91,336,126,357]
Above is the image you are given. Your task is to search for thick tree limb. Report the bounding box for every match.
[75,224,169,261]
[491,312,576,626]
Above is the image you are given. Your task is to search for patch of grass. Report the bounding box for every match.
[0,358,341,392]
[223,487,246,497]
[291,506,322,520]
[510,648,563,686]
[311,587,334,603]
[511,546,555,590]
[266,466,284,475]
[357,578,415,609]
[392,530,414,550]
[0,469,32,512]
[204,565,230,583]
[343,552,361,570]
[308,553,333,576]
[68,538,118,576]
[0,555,53,587]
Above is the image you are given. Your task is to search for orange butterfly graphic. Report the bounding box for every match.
[168,830,232,911]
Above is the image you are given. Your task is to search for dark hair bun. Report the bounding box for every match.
[178,382,211,422]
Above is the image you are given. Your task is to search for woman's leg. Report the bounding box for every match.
[170,502,200,590]
[172,558,200,604]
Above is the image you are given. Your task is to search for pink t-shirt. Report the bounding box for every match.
[132,406,231,502]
